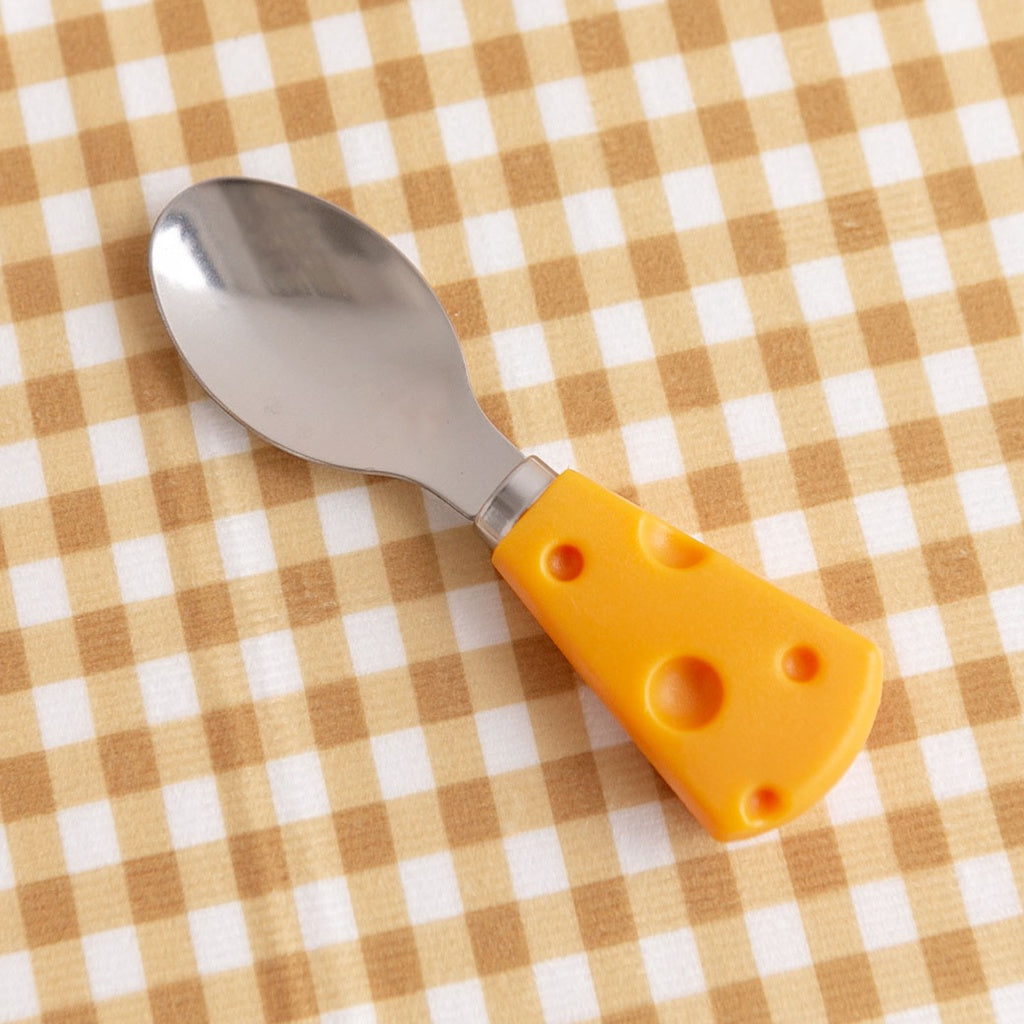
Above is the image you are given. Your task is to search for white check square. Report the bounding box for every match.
[410,0,470,52]
[113,534,175,603]
[447,582,510,651]
[475,703,539,775]
[163,776,226,849]
[138,653,200,724]
[851,876,918,950]
[399,851,463,924]
[926,0,987,53]
[1,0,53,31]
[622,416,684,484]
[19,79,76,143]
[318,486,378,554]
[464,209,525,275]
[990,586,1024,653]
[956,464,1019,532]
[633,55,693,118]
[42,190,101,254]
[920,727,987,800]
[343,605,406,675]
[338,121,399,186]
[215,34,274,97]
[723,393,786,460]
[513,0,568,31]
[34,677,94,749]
[215,510,277,580]
[437,99,497,163]
[0,827,13,891]
[241,629,303,700]
[0,439,47,507]
[189,902,252,975]
[762,144,824,210]
[371,727,435,798]
[190,398,251,459]
[609,802,675,874]
[823,370,887,437]
[860,122,922,186]
[745,902,812,975]
[662,165,725,230]
[731,33,792,97]
[294,876,358,949]
[825,751,884,824]
[887,606,953,676]
[579,685,629,750]
[89,416,149,485]
[753,510,817,579]
[492,323,554,390]
[958,100,1019,164]
[992,984,1024,1024]
[592,301,654,367]
[535,77,595,141]
[640,928,705,1000]
[956,852,1022,926]
[0,324,20,387]
[504,827,569,899]
[427,980,488,1024]
[563,189,624,253]
[9,558,72,628]
[117,56,176,120]
[854,487,919,556]
[923,347,987,414]
[792,257,855,321]
[66,302,124,369]
[314,13,372,74]
[0,952,37,1020]
[692,278,754,344]
[892,235,953,300]
[57,800,121,873]
[829,13,889,75]
[82,926,145,1000]
[533,954,599,1024]
[239,144,297,187]
[990,213,1024,277]
[140,166,193,226]
[267,752,331,824]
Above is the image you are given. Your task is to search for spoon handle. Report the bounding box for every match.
[491,470,882,841]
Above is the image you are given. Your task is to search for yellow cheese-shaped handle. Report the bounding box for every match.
[491,471,882,842]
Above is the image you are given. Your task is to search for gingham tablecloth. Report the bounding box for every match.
[1,1,1022,1022]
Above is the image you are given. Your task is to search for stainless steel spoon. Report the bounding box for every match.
[150,178,881,841]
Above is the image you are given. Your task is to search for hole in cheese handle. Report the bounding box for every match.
[491,470,883,842]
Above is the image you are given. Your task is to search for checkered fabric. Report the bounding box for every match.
[0,0,1022,1021]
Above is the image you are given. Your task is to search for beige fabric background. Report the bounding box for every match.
[0,0,1022,1021]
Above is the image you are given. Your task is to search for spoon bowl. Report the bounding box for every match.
[150,177,522,517]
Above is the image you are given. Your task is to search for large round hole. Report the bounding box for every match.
[546,543,583,581]
[638,515,705,570]
[647,656,723,730]
[782,645,819,682]
[742,786,784,825]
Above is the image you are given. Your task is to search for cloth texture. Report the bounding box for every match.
[0,0,1022,1021]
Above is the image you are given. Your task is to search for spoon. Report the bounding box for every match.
[150,178,882,841]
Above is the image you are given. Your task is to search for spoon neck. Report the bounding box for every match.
[475,456,558,548]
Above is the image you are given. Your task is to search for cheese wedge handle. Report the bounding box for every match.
[491,470,882,842]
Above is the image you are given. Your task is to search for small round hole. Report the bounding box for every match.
[782,645,820,682]
[647,656,723,730]
[638,515,705,569]
[742,786,783,825]
[546,543,583,581]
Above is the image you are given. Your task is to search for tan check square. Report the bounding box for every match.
[1,0,1023,1021]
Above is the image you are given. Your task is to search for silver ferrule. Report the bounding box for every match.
[474,456,557,548]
